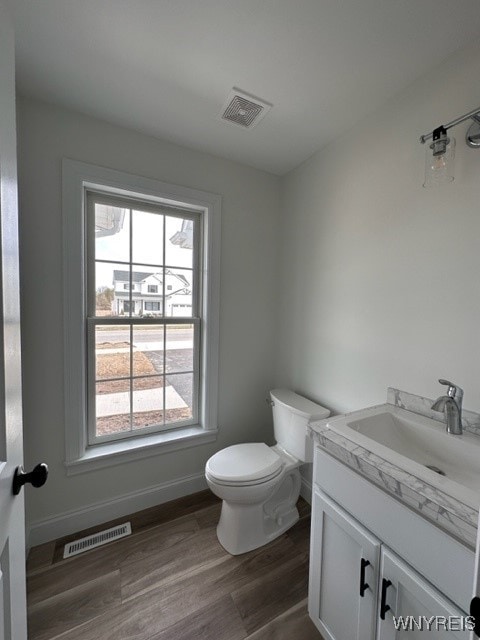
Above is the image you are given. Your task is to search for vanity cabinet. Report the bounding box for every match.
[309,447,474,640]
[310,488,469,639]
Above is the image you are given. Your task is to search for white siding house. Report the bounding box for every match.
[112,270,192,316]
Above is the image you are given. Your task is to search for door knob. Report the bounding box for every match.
[12,463,48,495]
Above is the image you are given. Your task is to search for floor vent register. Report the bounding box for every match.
[63,522,132,558]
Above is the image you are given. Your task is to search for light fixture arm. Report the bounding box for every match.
[420,106,480,144]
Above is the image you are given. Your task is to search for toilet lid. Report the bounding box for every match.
[206,443,282,483]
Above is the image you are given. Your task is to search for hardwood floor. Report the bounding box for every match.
[26,491,323,640]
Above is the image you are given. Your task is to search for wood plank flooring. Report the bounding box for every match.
[27,491,323,640]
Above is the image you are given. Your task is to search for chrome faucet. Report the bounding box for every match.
[431,379,463,435]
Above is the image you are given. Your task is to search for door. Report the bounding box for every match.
[0,1,28,638]
[377,548,469,640]
[308,488,381,640]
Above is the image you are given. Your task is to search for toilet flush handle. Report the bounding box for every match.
[266,398,274,407]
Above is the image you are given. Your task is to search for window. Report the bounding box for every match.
[88,191,202,445]
[63,160,220,473]
[145,302,161,311]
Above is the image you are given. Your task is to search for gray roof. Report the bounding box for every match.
[113,270,159,283]
[113,270,190,287]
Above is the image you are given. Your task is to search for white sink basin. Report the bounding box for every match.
[324,404,480,508]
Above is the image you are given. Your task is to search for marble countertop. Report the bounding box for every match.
[309,388,480,549]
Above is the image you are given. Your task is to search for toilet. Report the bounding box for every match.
[205,388,330,555]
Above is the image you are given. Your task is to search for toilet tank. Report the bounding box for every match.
[270,388,330,462]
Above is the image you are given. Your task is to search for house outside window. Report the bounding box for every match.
[62,160,220,473]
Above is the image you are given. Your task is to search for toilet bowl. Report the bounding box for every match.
[205,389,330,555]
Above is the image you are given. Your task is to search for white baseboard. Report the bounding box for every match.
[300,475,312,505]
[27,472,208,548]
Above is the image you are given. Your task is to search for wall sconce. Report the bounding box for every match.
[420,105,480,187]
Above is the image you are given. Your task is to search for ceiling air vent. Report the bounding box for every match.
[220,88,272,129]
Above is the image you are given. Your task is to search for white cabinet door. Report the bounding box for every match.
[309,488,381,640]
[377,548,469,640]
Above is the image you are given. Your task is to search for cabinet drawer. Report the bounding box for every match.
[313,446,474,611]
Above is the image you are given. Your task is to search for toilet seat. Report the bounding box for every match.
[205,443,283,485]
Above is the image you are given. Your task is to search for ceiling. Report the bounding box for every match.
[8,0,480,175]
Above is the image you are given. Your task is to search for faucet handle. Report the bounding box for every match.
[438,379,463,399]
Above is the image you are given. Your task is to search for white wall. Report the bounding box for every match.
[277,39,480,421]
[17,97,280,533]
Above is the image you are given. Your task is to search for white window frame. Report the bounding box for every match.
[86,190,202,444]
[62,159,220,475]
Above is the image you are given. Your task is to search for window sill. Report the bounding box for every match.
[64,426,218,476]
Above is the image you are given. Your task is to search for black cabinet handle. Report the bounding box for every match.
[470,597,480,637]
[360,558,370,597]
[380,578,392,620]
[12,463,48,495]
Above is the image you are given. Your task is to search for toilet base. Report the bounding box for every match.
[215,469,301,555]
[217,501,299,555]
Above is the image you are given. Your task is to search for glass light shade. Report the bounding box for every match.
[423,135,455,188]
